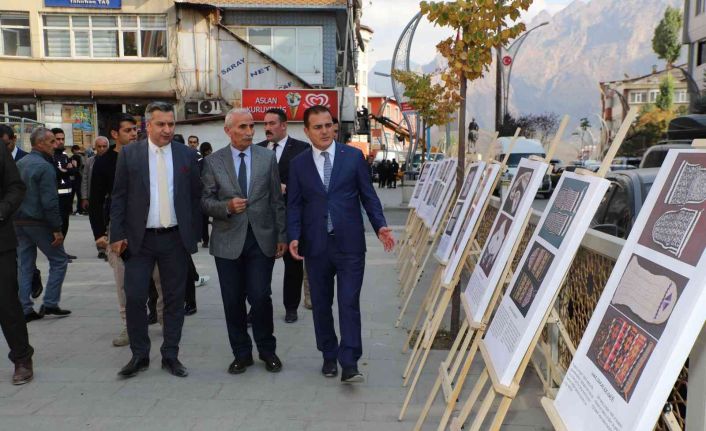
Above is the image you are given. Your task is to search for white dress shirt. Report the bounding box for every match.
[311,141,336,185]
[230,144,252,193]
[146,139,178,228]
[267,136,288,163]
[11,146,18,160]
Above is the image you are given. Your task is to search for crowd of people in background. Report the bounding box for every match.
[0,102,395,386]
[376,158,400,189]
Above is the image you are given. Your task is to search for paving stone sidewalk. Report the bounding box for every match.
[0,187,550,430]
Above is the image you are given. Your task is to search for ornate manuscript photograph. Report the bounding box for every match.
[502,166,534,217]
[509,242,556,317]
[478,213,512,276]
[539,177,589,249]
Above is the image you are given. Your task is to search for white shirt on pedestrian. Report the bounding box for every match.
[146,139,178,228]
[267,136,288,163]
[11,146,18,160]
[311,141,336,185]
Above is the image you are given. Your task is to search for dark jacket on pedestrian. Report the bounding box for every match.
[0,143,26,252]
[15,151,63,233]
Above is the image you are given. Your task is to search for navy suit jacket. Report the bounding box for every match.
[287,143,386,257]
[14,148,28,161]
[109,140,202,254]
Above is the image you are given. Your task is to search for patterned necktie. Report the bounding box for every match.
[238,153,248,198]
[322,151,333,232]
[156,147,171,228]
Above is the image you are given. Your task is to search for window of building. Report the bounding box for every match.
[42,14,167,59]
[648,89,659,103]
[0,101,37,120]
[234,26,323,84]
[698,40,706,66]
[698,0,706,15]
[674,90,684,103]
[629,91,647,104]
[0,12,31,56]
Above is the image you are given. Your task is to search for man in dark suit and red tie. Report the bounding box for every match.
[287,105,396,383]
[110,102,202,379]
[256,108,310,323]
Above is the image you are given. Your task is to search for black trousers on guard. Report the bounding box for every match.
[282,251,304,312]
[0,249,34,364]
[124,229,189,360]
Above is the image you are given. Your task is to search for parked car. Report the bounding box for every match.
[639,143,691,169]
[590,168,659,238]
[494,137,552,197]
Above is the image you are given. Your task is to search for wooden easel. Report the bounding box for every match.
[408,115,570,430]
[541,123,703,431]
[397,161,459,311]
[397,129,522,420]
[446,109,637,431]
[396,134,500,328]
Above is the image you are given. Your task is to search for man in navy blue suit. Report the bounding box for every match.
[287,105,395,383]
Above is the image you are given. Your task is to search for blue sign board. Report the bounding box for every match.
[45,0,122,8]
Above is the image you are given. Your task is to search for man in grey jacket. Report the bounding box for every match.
[15,128,71,322]
[201,109,287,375]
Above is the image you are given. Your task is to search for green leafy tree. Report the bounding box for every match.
[652,7,683,68]
[655,73,675,111]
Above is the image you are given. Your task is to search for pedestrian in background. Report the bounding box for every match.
[51,128,77,261]
[15,128,71,322]
[199,141,213,248]
[81,136,109,259]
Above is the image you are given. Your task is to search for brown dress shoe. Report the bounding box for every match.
[12,359,33,385]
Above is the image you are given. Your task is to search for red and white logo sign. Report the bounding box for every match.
[502,55,513,66]
[241,89,339,122]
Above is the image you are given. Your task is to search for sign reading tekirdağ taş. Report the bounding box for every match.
[45,0,122,8]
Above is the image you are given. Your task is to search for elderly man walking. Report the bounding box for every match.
[201,109,287,375]
[0,131,34,385]
[15,128,71,322]
[110,102,201,378]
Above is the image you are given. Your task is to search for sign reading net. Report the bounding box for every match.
[553,150,706,431]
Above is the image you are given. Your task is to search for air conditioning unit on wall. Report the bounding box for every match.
[197,100,222,115]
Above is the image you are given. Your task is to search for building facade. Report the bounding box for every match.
[684,0,706,93]
[600,65,690,139]
[0,0,177,147]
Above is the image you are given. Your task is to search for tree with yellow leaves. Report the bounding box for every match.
[419,0,533,334]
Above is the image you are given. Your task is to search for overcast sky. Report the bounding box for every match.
[362,0,576,66]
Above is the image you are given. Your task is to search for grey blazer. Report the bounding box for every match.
[201,144,286,259]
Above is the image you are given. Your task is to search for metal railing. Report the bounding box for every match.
[0,115,45,152]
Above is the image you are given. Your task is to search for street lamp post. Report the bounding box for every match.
[500,21,549,122]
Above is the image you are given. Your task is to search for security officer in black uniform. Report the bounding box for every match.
[51,128,78,261]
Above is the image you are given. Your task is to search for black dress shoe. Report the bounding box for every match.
[97,251,107,260]
[67,254,77,260]
[259,353,282,373]
[24,310,44,323]
[228,356,254,374]
[40,305,71,316]
[284,310,298,323]
[341,367,364,383]
[118,356,149,378]
[322,359,338,377]
[161,358,188,377]
[148,313,158,325]
[31,269,43,299]
[184,304,197,316]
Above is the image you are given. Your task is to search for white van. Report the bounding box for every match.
[494,137,552,198]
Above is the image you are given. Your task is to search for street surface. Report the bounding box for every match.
[0,187,551,430]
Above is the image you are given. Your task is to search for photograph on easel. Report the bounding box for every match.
[509,242,555,317]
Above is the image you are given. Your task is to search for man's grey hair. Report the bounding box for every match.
[225,108,252,127]
[94,136,109,145]
[30,127,52,146]
[144,102,175,123]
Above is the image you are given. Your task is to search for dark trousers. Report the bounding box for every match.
[201,216,210,244]
[305,235,365,368]
[58,195,72,238]
[214,227,275,358]
[148,279,158,317]
[185,256,198,307]
[0,249,34,364]
[123,229,189,359]
[71,177,82,213]
[282,251,304,312]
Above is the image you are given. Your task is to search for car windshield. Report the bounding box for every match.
[591,178,633,238]
[640,149,669,169]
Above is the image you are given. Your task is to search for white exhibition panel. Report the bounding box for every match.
[463,157,549,324]
[441,163,501,286]
[435,161,486,264]
[418,159,457,228]
[483,172,610,387]
[408,162,433,209]
[413,162,441,215]
[429,159,459,235]
[554,150,706,431]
